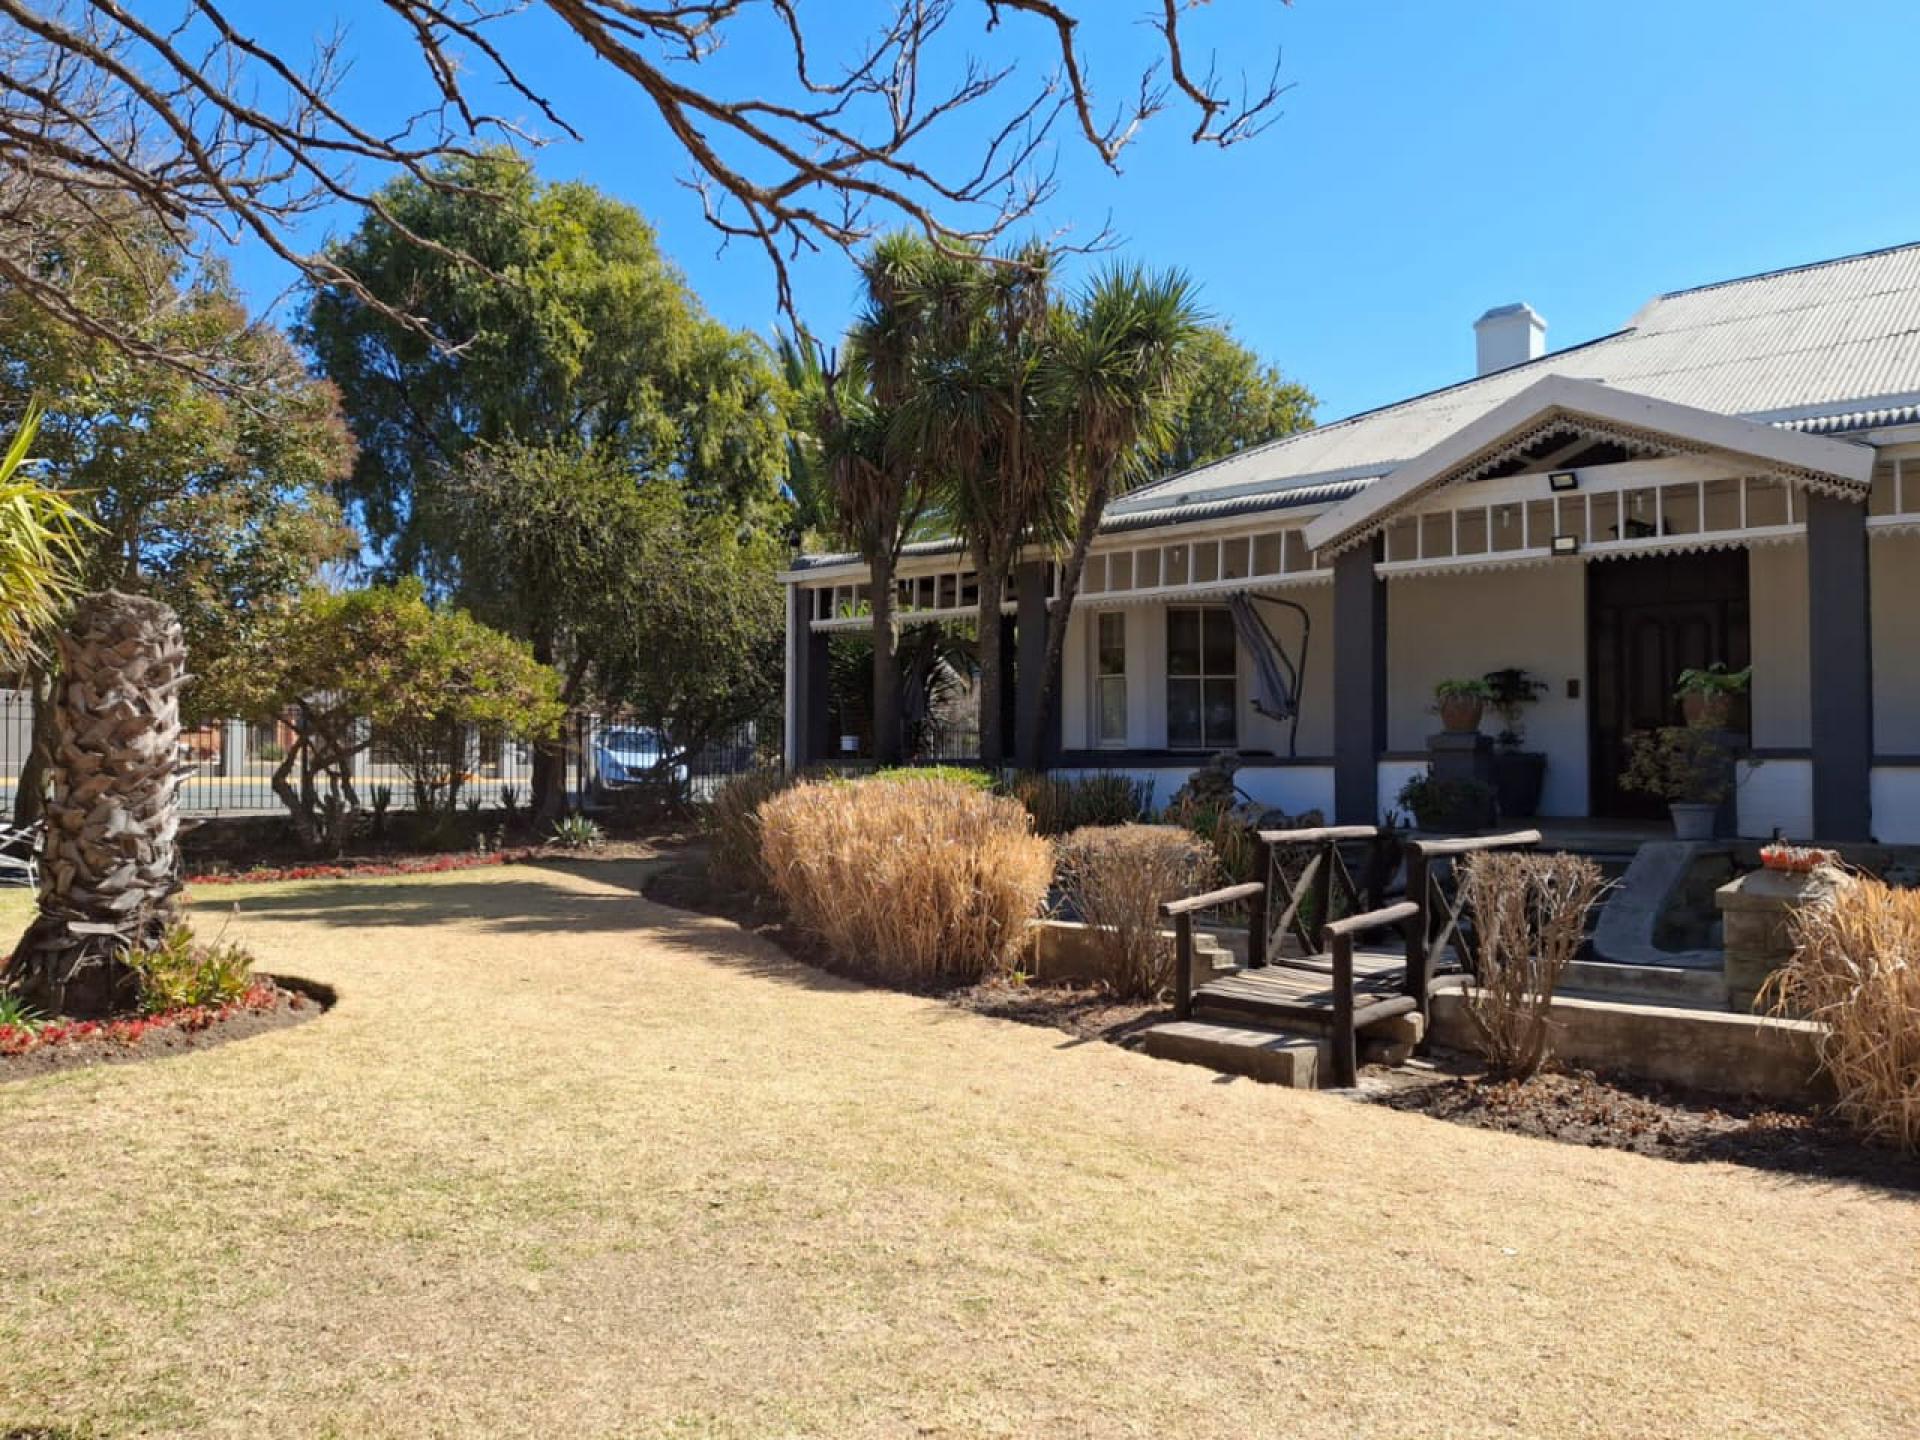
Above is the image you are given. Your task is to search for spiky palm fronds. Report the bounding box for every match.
[0,403,92,671]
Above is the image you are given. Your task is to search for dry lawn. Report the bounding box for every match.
[2,861,1917,1438]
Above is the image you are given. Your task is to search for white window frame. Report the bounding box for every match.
[1166,605,1238,751]
[1093,610,1128,748]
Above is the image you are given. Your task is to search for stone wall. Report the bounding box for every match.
[1716,867,1843,1013]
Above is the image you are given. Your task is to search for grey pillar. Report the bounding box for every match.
[787,585,831,769]
[1333,538,1388,825]
[1014,561,1052,772]
[1806,492,1873,840]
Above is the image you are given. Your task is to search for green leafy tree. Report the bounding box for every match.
[300,150,789,578]
[429,441,785,811]
[204,583,563,848]
[0,224,356,823]
[1152,326,1316,477]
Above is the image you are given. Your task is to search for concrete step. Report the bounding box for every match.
[1560,957,1728,1008]
[1140,1020,1327,1088]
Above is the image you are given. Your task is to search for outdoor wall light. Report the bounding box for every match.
[1549,470,1579,492]
[1551,533,1580,556]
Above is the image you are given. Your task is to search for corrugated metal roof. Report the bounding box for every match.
[1113,239,1920,521]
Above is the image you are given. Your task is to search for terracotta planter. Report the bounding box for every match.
[1437,696,1485,734]
[1681,691,1731,729]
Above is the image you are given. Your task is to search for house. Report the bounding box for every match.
[782,241,1920,843]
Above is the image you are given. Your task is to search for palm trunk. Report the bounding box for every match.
[974,558,1006,765]
[870,548,903,765]
[7,592,186,1018]
[1022,484,1108,768]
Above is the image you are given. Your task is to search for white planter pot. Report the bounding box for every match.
[1669,801,1718,841]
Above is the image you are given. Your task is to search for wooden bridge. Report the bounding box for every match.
[1152,825,1542,1087]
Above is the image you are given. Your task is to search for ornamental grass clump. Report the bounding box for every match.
[757,776,1051,986]
[704,767,798,893]
[1457,851,1606,1078]
[1056,824,1216,998]
[1766,874,1920,1152]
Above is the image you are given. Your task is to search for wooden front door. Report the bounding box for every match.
[1588,551,1751,818]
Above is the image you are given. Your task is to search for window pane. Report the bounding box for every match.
[1097,612,1126,676]
[1202,609,1237,676]
[1203,679,1237,747]
[1168,610,1201,676]
[1167,680,1203,748]
[1098,676,1127,743]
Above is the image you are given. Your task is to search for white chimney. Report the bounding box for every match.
[1473,302,1547,376]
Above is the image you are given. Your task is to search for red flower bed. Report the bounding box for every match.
[0,981,288,1058]
[188,848,539,887]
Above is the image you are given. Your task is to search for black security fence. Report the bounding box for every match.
[0,690,780,820]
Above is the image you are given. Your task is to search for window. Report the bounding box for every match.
[1167,607,1237,749]
[1095,612,1127,746]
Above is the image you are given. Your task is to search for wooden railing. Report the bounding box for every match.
[1247,824,1392,970]
[1403,829,1542,1007]
[1162,880,1265,1020]
[1322,900,1421,1085]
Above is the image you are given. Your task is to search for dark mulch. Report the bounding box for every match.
[954,980,1169,1045]
[1363,1055,1920,1192]
[0,977,333,1084]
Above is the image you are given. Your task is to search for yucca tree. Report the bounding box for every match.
[896,240,1061,765]
[8,590,188,1017]
[0,403,90,672]
[800,235,944,765]
[1020,266,1203,766]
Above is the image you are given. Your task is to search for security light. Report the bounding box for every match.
[1551,533,1580,556]
[1549,470,1579,492]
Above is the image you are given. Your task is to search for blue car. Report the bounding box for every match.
[593,726,687,788]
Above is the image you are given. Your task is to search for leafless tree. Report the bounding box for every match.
[0,1,1288,371]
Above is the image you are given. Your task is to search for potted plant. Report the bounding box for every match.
[1621,726,1732,840]
[1483,667,1548,818]
[1395,770,1496,832]
[1433,678,1494,734]
[1675,663,1751,729]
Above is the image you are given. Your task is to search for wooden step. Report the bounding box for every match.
[1192,962,1421,1032]
[1140,1020,1327,1088]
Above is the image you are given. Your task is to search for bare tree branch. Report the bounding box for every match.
[0,0,1289,374]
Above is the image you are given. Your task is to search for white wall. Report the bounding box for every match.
[1384,564,1589,817]
[1738,758,1813,840]
[1748,540,1811,749]
[1052,765,1335,821]
[1871,531,1920,754]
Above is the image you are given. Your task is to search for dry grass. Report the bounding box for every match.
[1770,871,1920,1151]
[0,862,1916,1438]
[1056,824,1215,998]
[1456,851,1606,1078]
[759,776,1051,985]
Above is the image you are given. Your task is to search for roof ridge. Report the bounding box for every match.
[1122,327,1633,506]
[1651,237,1920,303]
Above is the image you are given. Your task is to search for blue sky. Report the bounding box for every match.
[228,0,1920,423]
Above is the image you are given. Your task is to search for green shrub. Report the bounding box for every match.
[871,764,995,791]
[704,767,797,891]
[548,813,605,850]
[1008,771,1154,836]
[1056,824,1216,998]
[127,923,256,1014]
[1164,793,1259,887]
[0,989,44,1032]
[758,776,1051,985]
[1396,771,1494,831]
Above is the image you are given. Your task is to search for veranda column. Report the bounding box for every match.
[1333,538,1388,825]
[1014,560,1055,772]
[785,583,831,771]
[1806,492,1873,839]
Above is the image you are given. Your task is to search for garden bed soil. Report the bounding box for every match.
[0,977,331,1083]
[642,840,1920,1193]
[188,836,678,885]
[1360,1055,1920,1192]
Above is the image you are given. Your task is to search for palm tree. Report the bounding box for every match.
[0,403,89,672]
[1020,265,1204,767]
[897,240,1061,765]
[8,590,187,1017]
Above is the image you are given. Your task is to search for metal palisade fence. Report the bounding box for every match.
[0,690,778,818]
